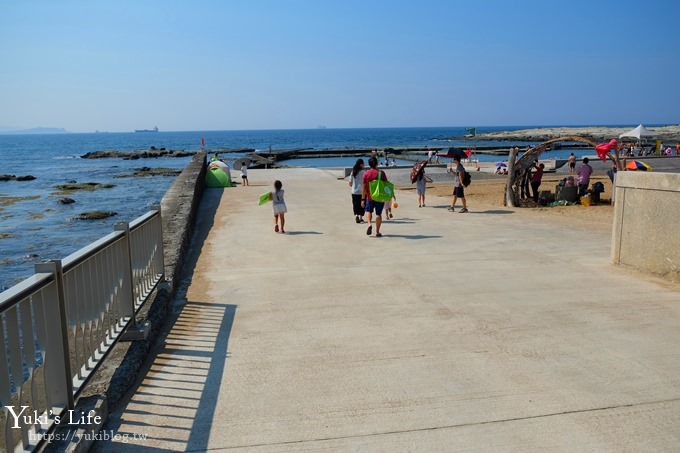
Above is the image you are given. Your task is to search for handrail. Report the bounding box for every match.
[0,208,165,452]
[61,230,125,272]
[0,272,53,312]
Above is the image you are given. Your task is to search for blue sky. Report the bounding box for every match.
[1,0,678,132]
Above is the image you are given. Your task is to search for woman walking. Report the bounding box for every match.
[349,158,365,223]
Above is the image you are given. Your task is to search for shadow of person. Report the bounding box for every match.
[382,234,443,240]
[283,231,323,236]
[474,210,514,215]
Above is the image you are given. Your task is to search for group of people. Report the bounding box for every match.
[621,143,680,157]
[348,157,392,237]
[348,155,469,237]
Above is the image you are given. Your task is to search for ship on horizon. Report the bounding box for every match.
[135,126,159,133]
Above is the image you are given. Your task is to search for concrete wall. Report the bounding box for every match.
[612,171,680,282]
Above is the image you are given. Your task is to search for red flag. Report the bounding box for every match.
[200,137,206,147]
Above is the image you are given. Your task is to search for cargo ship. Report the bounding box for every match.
[135,126,159,133]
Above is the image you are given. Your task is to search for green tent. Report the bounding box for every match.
[205,166,232,187]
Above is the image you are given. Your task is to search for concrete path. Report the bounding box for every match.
[95,168,680,452]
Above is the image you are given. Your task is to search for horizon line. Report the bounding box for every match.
[2,122,679,135]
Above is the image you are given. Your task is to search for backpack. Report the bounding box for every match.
[463,171,472,187]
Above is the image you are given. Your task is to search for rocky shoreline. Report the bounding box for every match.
[468,125,680,142]
[81,149,195,159]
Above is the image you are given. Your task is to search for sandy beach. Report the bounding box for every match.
[400,174,615,234]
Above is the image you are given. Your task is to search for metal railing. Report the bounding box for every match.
[0,208,165,452]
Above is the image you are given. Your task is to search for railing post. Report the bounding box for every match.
[114,222,137,327]
[34,260,75,410]
[151,204,166,280]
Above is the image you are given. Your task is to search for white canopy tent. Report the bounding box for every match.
[619,124,659,140]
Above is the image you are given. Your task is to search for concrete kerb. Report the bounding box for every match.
[43,152,207,451]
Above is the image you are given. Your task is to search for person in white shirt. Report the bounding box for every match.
[240,163,249,186]
[348,159,365,223]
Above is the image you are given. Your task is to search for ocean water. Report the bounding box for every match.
[0,127,595,289]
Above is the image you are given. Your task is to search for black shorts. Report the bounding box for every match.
[569,162,576,169]
[453,186,465,198]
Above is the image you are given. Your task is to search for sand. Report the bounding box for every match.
[412,174,615,234]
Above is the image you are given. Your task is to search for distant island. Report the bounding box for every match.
[0,126,68,135]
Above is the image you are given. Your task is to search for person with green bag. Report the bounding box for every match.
[361,156,390,238]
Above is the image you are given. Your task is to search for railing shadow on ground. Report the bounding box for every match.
[95,301,236,452]
[93,187,239,451]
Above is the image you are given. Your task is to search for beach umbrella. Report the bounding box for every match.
[626,160,652,171]
[410,160,428,183]
[495,161,507,167]
[232,158,250,169]
[437,147,467,159]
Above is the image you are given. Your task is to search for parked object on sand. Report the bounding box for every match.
[626,160,652,171]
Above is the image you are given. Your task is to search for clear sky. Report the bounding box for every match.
[1,0,678,132]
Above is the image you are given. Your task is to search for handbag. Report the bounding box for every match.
[369,170,394,203]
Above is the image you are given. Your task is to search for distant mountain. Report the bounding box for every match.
[0,126,68,135]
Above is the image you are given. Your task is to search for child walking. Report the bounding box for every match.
[240,162,249,186]
[384,193,397,219]
[270,180,287,233]
[416,169,432,207]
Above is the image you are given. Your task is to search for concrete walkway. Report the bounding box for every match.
[95,168,680,452]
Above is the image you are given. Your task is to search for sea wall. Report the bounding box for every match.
[612,171,680,282]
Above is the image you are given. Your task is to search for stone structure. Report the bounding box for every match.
[612,171,680,282]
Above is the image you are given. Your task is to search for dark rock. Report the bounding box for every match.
[74,211,117,220]
[66,179,77,184]
[58,197,76,205]
[55,182,115,192]
[150,146,157,150]
[81,149,195,159]
[0,174,16,181]
[16,175,36,181]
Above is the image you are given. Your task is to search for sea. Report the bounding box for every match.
[0,126,593,289]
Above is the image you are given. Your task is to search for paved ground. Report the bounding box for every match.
[95,168,680,452]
